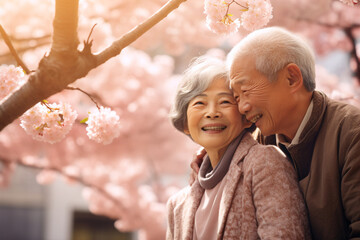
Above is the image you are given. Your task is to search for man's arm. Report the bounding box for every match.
[341,124,360,239]
[189,148,206,185]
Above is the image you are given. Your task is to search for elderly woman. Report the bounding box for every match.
[166,56,311,239]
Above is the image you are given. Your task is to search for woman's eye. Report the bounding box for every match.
[221,98,235,104]
[193,101,204,105]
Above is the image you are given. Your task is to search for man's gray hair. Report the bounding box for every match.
[170,56,228,133]
[227,27,316,91]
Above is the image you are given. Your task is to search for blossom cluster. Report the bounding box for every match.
[20,102,78,144]
[339,0,359,6]
[19,102,122,145]
[204,0,273,35]
[0,63,123,145]
[241,0,273,31]
[0,65,26,101]
[204,0,240,35]
[85,106,121,145]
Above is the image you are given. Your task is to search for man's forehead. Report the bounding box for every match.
[230,62,248,82]
[229,60,240,73]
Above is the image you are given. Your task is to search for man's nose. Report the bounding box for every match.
[237,100,251,114]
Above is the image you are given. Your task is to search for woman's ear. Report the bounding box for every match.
[286,63,303,93]
[184,124,190,135]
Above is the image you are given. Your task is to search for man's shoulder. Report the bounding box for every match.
[323,97,360,127]
[311,91,360,130]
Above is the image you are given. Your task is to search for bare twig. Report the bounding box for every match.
[65,86,100,109]
[81,24,97,56]
[86,24,97,44]
[295,17,360,29]
[9,34,51,43]
[293,16,360,84]
[0,24,31,74]
[0,41,51,61]
[231,0,248,9]
[41,100,54,112]
[95,0,188,66]
[0,157,126,219]
[224,0,248,24]
[344,27,360,83]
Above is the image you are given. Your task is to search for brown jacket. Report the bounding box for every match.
[166,132,310,239]
[260,91,360,239]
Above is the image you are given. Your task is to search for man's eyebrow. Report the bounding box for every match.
[230,79,246,89]
[233,79,246,85]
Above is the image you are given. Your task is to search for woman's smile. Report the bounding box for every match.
[201,123,227,133]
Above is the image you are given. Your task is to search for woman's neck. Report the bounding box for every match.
[206,148,226,169]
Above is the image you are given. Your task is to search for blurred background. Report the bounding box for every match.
[0,0,359,239]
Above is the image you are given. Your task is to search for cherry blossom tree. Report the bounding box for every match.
[0,1,227,238]
[270,0,360,83]
[0,0,360,239]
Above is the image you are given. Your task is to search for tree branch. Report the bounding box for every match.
[0,157,125,220]
[9,34,51,43]
[65,86,101,109]
[95,0,187,66]
[51,0,79,55]
[293,16,360,84]
[344,27,360,83]
[0,0,188,132]
[0,24,31,74]
[0,41,51,62]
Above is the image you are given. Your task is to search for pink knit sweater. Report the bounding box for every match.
[166,132,311,240]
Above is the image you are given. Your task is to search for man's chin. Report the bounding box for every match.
[258,126,273,136]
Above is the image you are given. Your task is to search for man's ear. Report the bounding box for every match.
[285,63,303,93]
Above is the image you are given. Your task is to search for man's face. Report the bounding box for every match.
[229,56,291,136]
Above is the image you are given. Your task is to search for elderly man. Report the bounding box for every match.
[192,27,360,239]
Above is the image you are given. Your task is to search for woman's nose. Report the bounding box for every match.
[205,105,221,118]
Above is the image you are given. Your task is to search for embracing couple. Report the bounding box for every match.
[166,27,360,240]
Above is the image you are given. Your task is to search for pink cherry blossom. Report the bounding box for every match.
[0,161,16,187]
[36,169,58,185]
[204,0,241,35]
[0,65,26,101]
[20,102,78,144]
[339,0,359,6]
[204,0,273,35]
[85,106,121,145]
[241,0,273,31]
[241,0,272,31]
[0,1,360,239]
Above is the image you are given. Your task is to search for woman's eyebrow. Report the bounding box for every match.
[218,92,233,96]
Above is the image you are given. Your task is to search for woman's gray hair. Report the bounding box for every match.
[227,27,316,91]
[170,56,228,133]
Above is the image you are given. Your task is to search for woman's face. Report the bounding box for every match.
[185,77,249,155]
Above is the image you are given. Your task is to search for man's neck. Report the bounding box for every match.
[280,92,314,144]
